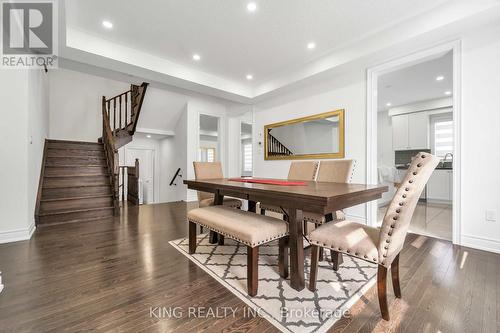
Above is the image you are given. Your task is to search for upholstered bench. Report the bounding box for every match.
[187,205,289,296]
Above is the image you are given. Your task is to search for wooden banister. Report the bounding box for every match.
[102,96,120,215]
[267,133,293,156]
[101,82,148,213]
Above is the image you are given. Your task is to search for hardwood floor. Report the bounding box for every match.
[0,202,498,332]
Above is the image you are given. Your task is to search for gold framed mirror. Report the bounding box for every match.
[264,109,345,160]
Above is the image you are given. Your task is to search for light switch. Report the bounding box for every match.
[486,209,497,222]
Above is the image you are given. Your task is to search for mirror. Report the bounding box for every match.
[264,109,345,160]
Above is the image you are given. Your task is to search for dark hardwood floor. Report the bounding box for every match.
[0,202,498,332]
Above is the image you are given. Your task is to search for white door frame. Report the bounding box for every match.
[124,147,156,203]
[366,40,462,245]
[196,111,226,174]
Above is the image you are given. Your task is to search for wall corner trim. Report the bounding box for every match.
[0,222,36,244]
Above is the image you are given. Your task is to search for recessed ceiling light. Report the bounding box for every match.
[247,2,257,12]
[386,102,392,107]
[307,42,316,50]
[436,75,444,81]
[146,134,152,138]
[192,54,201,61]
[102,20,113,29]
[246,74,253,80]
[444,91,452,95]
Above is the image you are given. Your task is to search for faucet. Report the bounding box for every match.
[443,153,453,162]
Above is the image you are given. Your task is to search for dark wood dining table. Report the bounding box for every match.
[184,178,388,291]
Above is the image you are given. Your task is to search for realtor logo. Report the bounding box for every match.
[1,0,58,69]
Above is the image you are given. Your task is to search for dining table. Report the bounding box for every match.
[184,178,388,291]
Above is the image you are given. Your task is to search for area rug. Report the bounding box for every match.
[169,234,377,333]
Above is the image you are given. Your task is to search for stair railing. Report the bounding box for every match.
[118,158,140,205]
[267,133,293,156]
[169,168,182,186]
[103,82,149,138]
[101,82,148,214]
[102,97,120,215]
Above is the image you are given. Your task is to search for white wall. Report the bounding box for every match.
[49,69,129,141]
[253,70,367,221]
[460,22,500,252]
[0,69,48,243]
[253,21,500,252]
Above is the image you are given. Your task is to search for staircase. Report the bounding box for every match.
[267,132,293,157]
[35,82,149,226]
[35,140,114,225]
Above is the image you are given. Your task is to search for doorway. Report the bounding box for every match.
[198,114,220,163]
[241,122,253,177]
[125,148,155,204]
[367,41,461,244]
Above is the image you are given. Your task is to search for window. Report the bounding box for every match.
[198,147,216,162]
[431,113,453,158]
[206,148,215,162]
[243,144,252,173]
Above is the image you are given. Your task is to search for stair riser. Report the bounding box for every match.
[46,156,107,166]
[40,197,113,213]
[47,149,105,158]
[43,176,109,188]
[38,208,114,225]
[42,186,112,200]
[48,142,104,151]
[45,166,108,177]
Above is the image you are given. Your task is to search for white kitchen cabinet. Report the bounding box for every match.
[427,169,453,202]
[392,112,429,150]
[392,114,409,150]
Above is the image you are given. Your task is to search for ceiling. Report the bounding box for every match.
[378,51,453,112]
[66,0,450,84]
[62,0,500,101]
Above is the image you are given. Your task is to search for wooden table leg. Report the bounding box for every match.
[209,191,224,244]
[248,200,257,213]
[288,208,305,291]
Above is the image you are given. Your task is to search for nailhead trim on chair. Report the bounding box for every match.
[308,239,379,264]
[187,217,289,248]
[380,153,427,266]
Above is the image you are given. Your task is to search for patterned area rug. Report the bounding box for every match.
[169,234,377,333]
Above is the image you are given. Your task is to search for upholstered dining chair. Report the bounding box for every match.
[260,161,319,216]
[193,162,242,208]
[303,159,355,269]
[193,162,242,243]
[307,152,440,320]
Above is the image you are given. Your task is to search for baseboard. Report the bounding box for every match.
[0,222,36,244]
[461,234,500,254]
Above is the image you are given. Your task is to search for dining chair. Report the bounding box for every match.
[193,162,242,243]
[260,161,319,216]
[303,159,355,269]
[307,152,440,320]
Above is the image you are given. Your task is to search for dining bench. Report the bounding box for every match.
[187,205,289,296]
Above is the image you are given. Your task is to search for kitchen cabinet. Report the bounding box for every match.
[427,169,452,202]
[392,112,429,150]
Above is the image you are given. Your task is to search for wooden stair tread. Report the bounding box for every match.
[43,183,110,189]
[38,206,114,216]
[40,194,113,202]
[45,164,106,167]
[44,174,110,178]
[47,155,106,159]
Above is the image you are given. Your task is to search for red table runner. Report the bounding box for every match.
[228,178,307,186]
